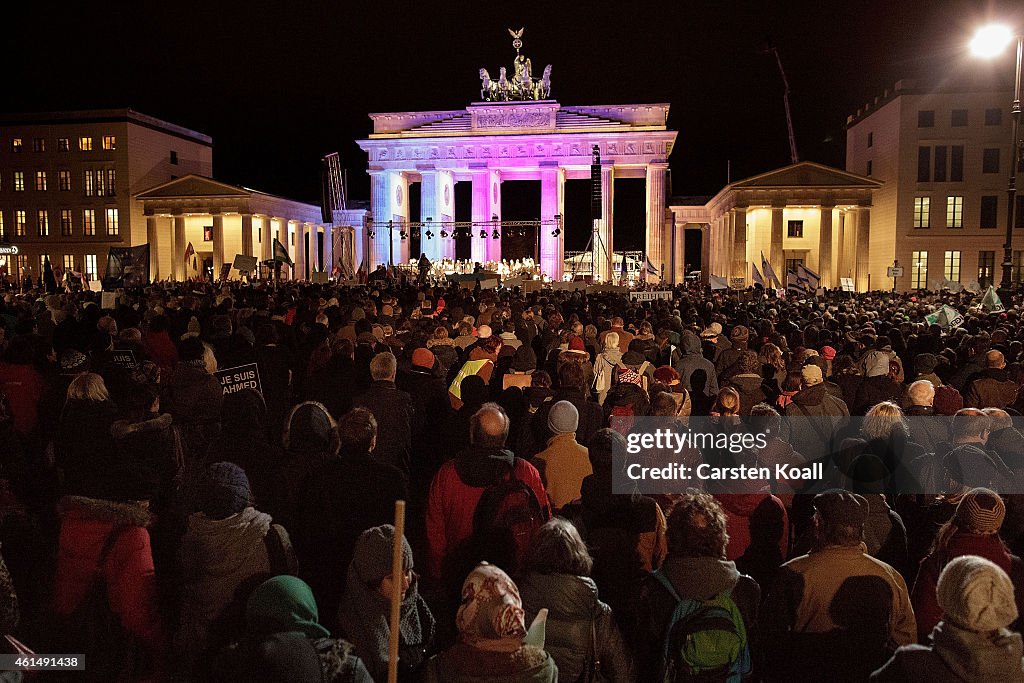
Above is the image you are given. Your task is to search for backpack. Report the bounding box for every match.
[653,570,750,683]
[472,461,548,571]
[592,356,622,395]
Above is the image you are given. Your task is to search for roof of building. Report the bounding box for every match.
[0,108,213,145]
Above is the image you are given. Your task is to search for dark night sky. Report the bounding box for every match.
[3,0,1019,249]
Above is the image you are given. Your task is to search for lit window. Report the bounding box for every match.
[946,196,963,228]
[785,258,804,273]
[35,171,47,191]
[37,210,48,237]
[63,254,74,273]
[911,251,928,289]
[913,197,930,228]
[57,137,70,152]
[105,208,119,236]
[11,139,22,153]
[15,210,26,237]
[787,220,804,238]
[979,251,996,288]
[14,255,26,277]
[83,170,95,197]
[106,169,116,196]
[944,250,961,282]
[0,212,4,239]
[79,137,93,151]
[13,172,24,192]
[102,136,116,150]
[32,138,45,152]
[83,209,96,236]
[39,255,49,275]
[58,170,71,191]
[95,170,106,197]
[203,226,213,242]
[61,209,72,236]
[85,254,98,280]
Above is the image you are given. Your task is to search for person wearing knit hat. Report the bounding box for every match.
[411,347,435,370]
[910,488,1024,642]
[873,555,1024,682]
[730,325,750,343]
[801,364,823,387]
[764,489,916,678]
[181,315,202,340]
[177,462,295,671]
[59,348,90,375]
[503,346,537,390]
[534,401,591,510]
[913,353,943,387]
[337,525,436,682]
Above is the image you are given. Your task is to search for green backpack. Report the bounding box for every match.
[653,570,751,683]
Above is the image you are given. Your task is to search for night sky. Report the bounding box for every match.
[3,0,1018,250]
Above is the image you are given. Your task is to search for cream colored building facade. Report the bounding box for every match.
[0,109,212,281]
[846,80,1015,291]
[135,175,353,281]
[670,162,880,289]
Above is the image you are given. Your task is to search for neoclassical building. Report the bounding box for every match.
[670,162,881,289]
[135,175,356,281]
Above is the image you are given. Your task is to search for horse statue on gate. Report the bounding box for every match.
[536,64,552,99]
[479,68,495,101]
[477,28,553,102]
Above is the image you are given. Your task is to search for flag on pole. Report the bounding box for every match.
[645,256,659,276]
[751,263,766,288]
[797,263,821,292]
[620,251,628,282]
[761,252,781,289]
[709,275,730,290]
[786,270,807,296]
[925,305,965,328]
[981,285,1005,312]
[184,242,195,267]
[273,238,293,266]
[43,256,57,293]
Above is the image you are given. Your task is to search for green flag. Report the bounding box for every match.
[273,238,293,266]
[981,285,1005,312]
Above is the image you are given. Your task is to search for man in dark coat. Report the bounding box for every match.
[727,350,766,416]
[675,330,719,399]
[782,365,850,462]
[964,350,1019,409]
[353,352,416,477]
[396,347,452,480]
[293,408,408,631]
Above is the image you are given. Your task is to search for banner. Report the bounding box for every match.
[630,290,673,301]
[105,244,150,287]
[110,349,137,369]
[232,254,259,272]
[840,277,855,292]
[215,363,262,396]
[925,305,965,329]
[751,263,766,288]
[709,275,729,290]
[981,285,1005,312]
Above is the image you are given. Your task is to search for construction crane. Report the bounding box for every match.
[765,44,799,165]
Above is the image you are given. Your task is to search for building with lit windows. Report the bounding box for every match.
[845,79,1016,291]
[0,109,212,282]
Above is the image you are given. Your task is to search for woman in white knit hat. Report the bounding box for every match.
[872,553,1024,681]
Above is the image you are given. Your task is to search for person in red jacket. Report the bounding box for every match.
[911,487,1024,643]
[425,402,550,582]
[0,335,46,437]
[53,475,165,678]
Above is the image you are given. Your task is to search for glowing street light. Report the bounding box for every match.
[971,23,1022,293]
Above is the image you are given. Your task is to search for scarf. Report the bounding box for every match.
[246,575,330,640]
[456,563,527,652]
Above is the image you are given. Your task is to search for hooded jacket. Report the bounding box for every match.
[871,622,1024,682]
[519,573,634,683]
[425,447,550,580]
[674,331,719,398]
[727,374,767,416]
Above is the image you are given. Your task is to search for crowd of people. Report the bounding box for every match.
[0,277,1023,681]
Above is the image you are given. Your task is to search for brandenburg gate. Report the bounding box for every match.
[356,29,678,280]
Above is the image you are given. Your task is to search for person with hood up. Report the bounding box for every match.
[253,401,339,533]
[636,492,758,682]
[503,345,537,390]
[420,562,558,683]
[518,518,635,683]
[726,350,767,416]
[871,555,1024,682]
[532,401,591,512]
[214,575,373,683]
[674,329,719,401]
[176,462,296,674]
[162,337,223,463]
[337,525,436,682]
[425,403,550,582]
[911,488,1024,643]
[716,491,789,593]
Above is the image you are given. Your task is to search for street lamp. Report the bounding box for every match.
[972,23,1022,293]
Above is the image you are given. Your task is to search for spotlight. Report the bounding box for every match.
[440,229,448,238]
[400,231,408,240]
[425,230,433,239]
[551,228,561,237]
[367,230,375,238]
[492,229,500,239]
[480,229,487,239]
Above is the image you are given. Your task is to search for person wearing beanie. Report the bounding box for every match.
[912,353,943,388]
[781,362,850,460]
[911,488,1024,643]
[176,462,296,675]
[716,325,751,381]
[761,489,916,680]
[872,555,1024,682]
[336,525,436,682]
[397,346,453,482]
[533,400,591,510]
[726,350,766,416]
